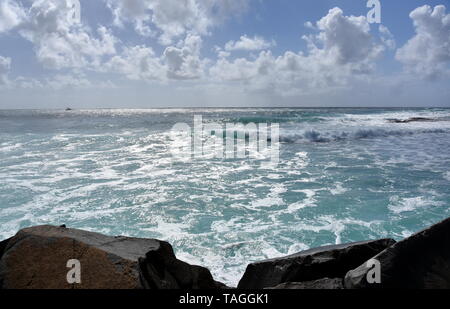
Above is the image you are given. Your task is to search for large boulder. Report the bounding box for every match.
[138,241,224,289]
[0,238,10,260]
[238,239,395,289]
[0,225,220,289]
[345,217,450,289]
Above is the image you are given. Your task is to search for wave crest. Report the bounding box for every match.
[280,128,448,143]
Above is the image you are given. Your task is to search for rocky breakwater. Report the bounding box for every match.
[1,216,450,289]
[238,217,450,289]
[345,216,450,289]
[0,225,224,289]
[237,239,396,289]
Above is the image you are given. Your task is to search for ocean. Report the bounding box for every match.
[1,108,449,286]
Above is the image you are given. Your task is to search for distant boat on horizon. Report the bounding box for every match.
[65,108,73,111]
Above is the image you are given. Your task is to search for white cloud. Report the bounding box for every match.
[105,34,206,81]
[46,74,91,90]
[105,0,249,45]
[308,7,383,66]
[210,7,384,95]
[11,73,116,90]
[164,34,206,80]
[44,74,116,90]
[0,55,11,85]
[379,25,396,50]
[224,35,275,51]
[106,45,164,81]
[3,1,445,108]
[19,0,117,70]
[0,0,26,33]
[210,50,274,82]
[396,5,450,79]
[106,0,157,37]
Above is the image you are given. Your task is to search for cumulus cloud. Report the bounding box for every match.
[224,35,275,51]
[0,55,11,85]
[0,0,26,33]
[102,34,209,82]
[5,1,444,105]
[396,5,450,79]
[308,7,383,66]
[19,0,117,70]
[379,25,396,50]
[105,0,249,45]
[106,45,164,81]
[105,34,206,81]
[46,74,92,90]
[210,50,274,82]
[210,7,384,95]
[11,74,115,90]
[45,74,116,90]
[163,34,206,80]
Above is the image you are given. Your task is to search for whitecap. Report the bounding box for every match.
[330,183,348,195]
[287,189,317,211]
[388,196,444,214]
[444,172,450,181]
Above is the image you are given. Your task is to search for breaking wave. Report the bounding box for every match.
[280,128,449,143]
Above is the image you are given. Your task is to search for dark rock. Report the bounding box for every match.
[138,240,219,289]
[345,217,450,289]
[268,278,343,290]
[238,239,395,289]
[0,225,220,289]
[0,238,11,260]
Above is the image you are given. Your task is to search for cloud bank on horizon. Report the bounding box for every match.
[0,0,449,108]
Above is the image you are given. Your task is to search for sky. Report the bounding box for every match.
[0,0,449,108]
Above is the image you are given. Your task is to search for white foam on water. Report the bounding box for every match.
[294,151,309,169]
[287,189,317,211]
[444,171,450,181]
[1,108,450,288]
[270,183,287,194]
[388,196,444,214]
[400,230,414,238]
[211,218,275,235]
[287,243,310,255]
[291,216,383,245]
[175,238,289,287]
[250,197,283,209]
[329,182,348,195]
[248,183,287,209]
[154,221,191,240]
[0,143,23,152]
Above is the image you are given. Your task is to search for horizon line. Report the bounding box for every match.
[1,106,449,110]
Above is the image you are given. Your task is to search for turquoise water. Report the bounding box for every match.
[1,108,449,285]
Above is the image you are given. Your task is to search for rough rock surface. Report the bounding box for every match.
[268,278,343,290]
[0,238,11,261]
[0,225,220,289]
[138,240,223,289]
[345,217,450,289]
[2,217,450,289]
[238,239,395,289]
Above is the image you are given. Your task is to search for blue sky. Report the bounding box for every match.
[0,0,449,108]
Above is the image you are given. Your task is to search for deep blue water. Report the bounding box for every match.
[1,108,449,285]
